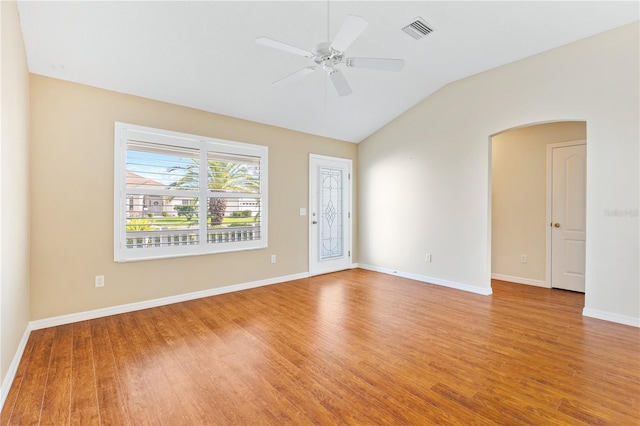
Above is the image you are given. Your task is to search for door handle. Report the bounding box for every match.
[553,223,560,228]
[312,221,318,225]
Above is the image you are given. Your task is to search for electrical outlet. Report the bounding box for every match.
[520,255,527,263]
[95,275,105,288]
[271,255,276,264]
[425,253,432,262]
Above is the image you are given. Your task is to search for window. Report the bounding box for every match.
[114,123,268,262]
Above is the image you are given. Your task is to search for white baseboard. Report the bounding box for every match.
[0,324,31,412]
[30,272,309,331]
[491,273,548,288]
[583,308,640,328]
[359,264,492,296]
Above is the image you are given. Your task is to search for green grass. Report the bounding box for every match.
[223,217,257,224]
[141,215,257,228]
[147,216,186,226]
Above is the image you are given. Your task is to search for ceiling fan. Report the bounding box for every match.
[256,15,405,97]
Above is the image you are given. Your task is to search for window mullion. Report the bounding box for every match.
[115,136,127,260]
[199,144,208,248]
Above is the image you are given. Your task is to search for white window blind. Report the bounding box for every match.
[114,123,268,262]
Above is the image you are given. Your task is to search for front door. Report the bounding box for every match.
[551,142,586,292]
[309,155,352,276]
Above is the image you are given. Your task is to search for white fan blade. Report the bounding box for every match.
[346,57,405,72]
[273,66,316,88]
[329,69,352,96]
[330,15,368,52]
[256,37,314,57]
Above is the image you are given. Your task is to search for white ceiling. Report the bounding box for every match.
[16,1,639,143]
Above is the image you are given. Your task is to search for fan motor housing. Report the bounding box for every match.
[313,42,343,66]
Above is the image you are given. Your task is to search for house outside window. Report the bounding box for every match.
[114,122,268,262]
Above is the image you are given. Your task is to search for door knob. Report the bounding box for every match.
[312,221,318,224]
[554,223,560,228]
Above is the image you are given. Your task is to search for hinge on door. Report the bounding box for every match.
[348,212,351,219]
[348,250,351,257]
[348,173,351,180]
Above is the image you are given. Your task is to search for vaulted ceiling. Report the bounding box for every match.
[16,1,639,142]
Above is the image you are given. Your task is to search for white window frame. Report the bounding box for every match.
[114,122,268,262]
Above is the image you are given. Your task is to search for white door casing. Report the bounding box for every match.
[309,154,352,276]
[547,141,586,292]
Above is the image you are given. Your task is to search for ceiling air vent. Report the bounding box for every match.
[401,17,434,40]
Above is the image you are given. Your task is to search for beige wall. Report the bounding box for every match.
[358,22,639,322]
[491,122,586,283]
[0,0,31,387]
[29,75,357,320]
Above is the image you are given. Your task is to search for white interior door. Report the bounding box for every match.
[550,143,586,292]
[309,155,352,276]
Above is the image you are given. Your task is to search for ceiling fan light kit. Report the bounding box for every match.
[257,14,405,97]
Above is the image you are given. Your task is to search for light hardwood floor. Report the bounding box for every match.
[2,269,639,425]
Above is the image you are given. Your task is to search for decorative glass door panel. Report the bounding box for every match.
[320,167,343,260]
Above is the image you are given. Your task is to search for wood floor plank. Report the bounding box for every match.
[101,313,170,425]
[89,317,133,426]
[69,321,101,425]
[39,324,73,424]
[5,327,56,425]
[177,297,325,424]
[130,307,239,425]
[109,310,192,425]
[0,328,37,425]
[156,302,275,425]
[2,269,639,425]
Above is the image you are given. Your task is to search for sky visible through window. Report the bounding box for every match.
[126,139,262,195]
[127,150,193,187]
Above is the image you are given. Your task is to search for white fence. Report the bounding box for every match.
[126,226,260,248]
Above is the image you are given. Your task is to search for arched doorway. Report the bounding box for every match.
[490,121,586,292]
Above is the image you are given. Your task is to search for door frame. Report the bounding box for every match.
[545,139,586,288]
[308,154,353,276]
